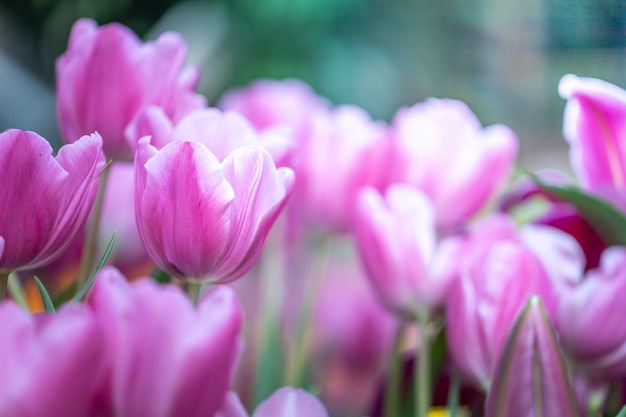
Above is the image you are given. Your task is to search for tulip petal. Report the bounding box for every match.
[252,387,329,417]
[215,392,249,417]
[485,297,580,417]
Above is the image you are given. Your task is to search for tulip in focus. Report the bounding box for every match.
[389,98,518,230]
[87,267,242,417]
[353,184,453,319]
[0,301,106,417]
[558,247,626,380]
[135,138,294,282]
[559,74,626,193]
[485,297,580,417]
[56,18,205,160]
[0,129,104,273]
[444,214,583,388]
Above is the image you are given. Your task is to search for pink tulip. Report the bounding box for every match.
[485,297,580,417]
[558,247,626,380]
[56,18,205,160]
[389,98,518,230]
[0,129,104,272]
[219,79,329,131]
[0,301,106,417]
[252,387,329,417]
[445,215,582,388]
[87,267,242,417]
[353,184,452,318]
[559,74,626,192]
[126,106,292,166]
[290,105,391,233]
[135,138,294,282]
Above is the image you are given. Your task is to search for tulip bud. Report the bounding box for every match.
[252,387,329,417]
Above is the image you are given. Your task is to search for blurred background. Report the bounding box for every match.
[0,0,625,169]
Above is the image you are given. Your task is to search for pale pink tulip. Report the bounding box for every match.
[135,138,294,282]
[390,98,518,229]
[88,267,242,417]
[445,215,582,388]
[559,74,626,192]
[0,129,104,272]
[252,387,329,417]
[56,18,205,160]
[353,185,452,318]
[0,301,106,417]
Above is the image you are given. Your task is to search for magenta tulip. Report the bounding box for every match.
[56,18,205,160]
[0,129,104,272]
[558,247,626,380]
[353,184,452,318]
[252,387,329,417]
[559,74,626,192]
[88,267,242,417]
[389,98,518,230]
[485,297,580,417]
[135,138,294,282]
[219,78,329,131]
[445,215,582,388]
[0,301,106,417]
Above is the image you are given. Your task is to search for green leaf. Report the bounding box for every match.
[151,267,172,284]
[71,232,116,303]
[528,172,626,246]
[615,406,626,417]
[34,276,55,313]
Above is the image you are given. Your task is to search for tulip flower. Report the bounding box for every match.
[445,214,583,389]
[290,105,391,233]
[219,78,329,131]
[56,18,205,160]
[0,301,106,417]
[485,297,580,417]
[253,387,329,417]
[389,98,518,230]
[125,106,292,166]
[87,267,242,417]
[558,247,626,380]
[0,129,104,273]
[135,138,294,282]
[353,184,452,319]
[559,74,626,193]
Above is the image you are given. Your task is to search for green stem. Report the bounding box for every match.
[7,273,28,309]
[447,368,460,417]
[185,280,203,307]
[384,322,406,417]
[0,270,9,301]
[77,161,112,288]
[416,312,432,417]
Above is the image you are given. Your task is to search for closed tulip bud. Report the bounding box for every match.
[0,129,104,272]
[485,297,580,417]
[56,18,205,160]
[135,138,294,282]
[88,267,243,417]
[559,74,626,192]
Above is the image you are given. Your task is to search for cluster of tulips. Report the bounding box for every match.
[3,16,626,417]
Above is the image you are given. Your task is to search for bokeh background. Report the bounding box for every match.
[0,0,624,169]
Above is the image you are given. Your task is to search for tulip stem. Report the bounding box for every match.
[0,270,9,301]
[185,280,203,306]
[416,312,432,417]
[385,322,406,417]
[77,160,112,289]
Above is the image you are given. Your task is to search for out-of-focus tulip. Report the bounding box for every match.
[0,301,106,417]
[558,247,626,380]
[87,267,242,417]
[0,130,104,272]
[445,215,583,389]
[252,387,329,417]
[353,185,452,318]
[389,98,518,230]
[485,297,580,417]
[290,105,391,233]
[135,138,294,282]
[559,74,626,193]
[56,18,205,160]
[126,106,292,166]
[219,79,329,131]
[215,392,250,417]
